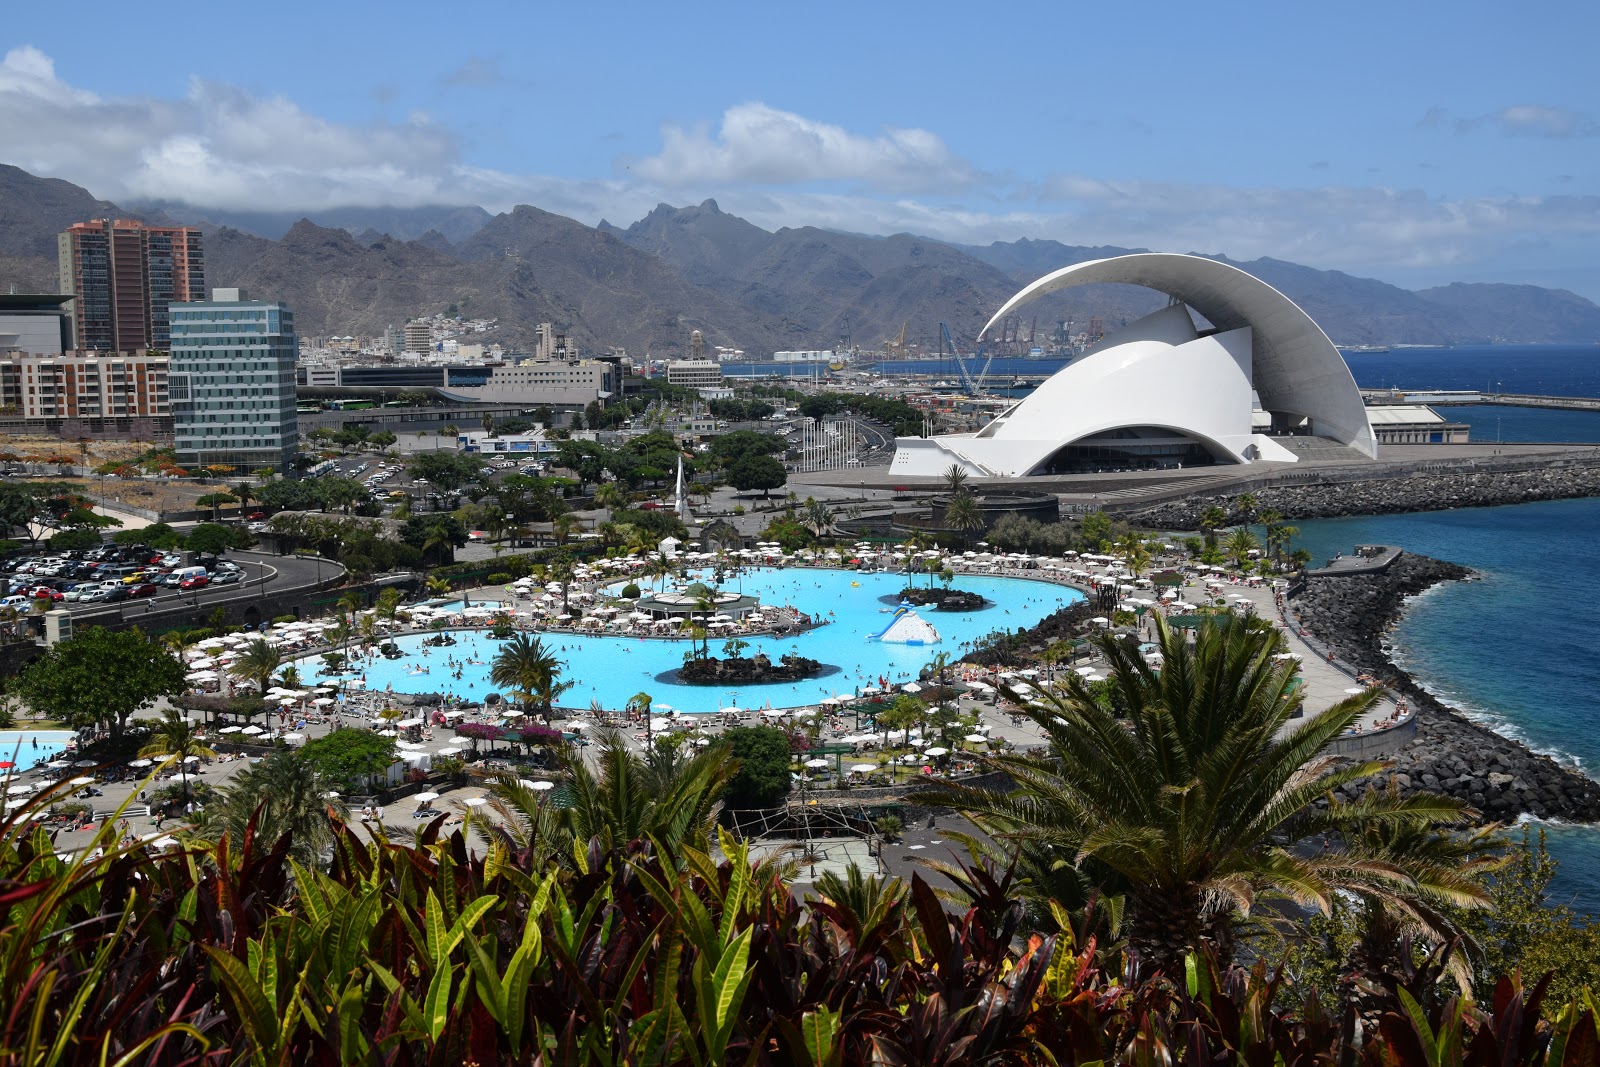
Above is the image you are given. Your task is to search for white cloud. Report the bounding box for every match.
[1423,103,1599,138]
[0,46,1594,293]
[630,103,981,193]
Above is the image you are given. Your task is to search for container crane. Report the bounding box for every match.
[939,322,997,396]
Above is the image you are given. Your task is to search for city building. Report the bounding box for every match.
[403,320,433,356]
[1362,404,1469,445]
[0,350,169,420]
[169,288,299,474]
[57,219,204,351]
[456,429,559,456]
[665,359,723,392]
[0,294,74,355]
[293,359,616,408]
[532,322,575,362]
[689,329,705,360]
[891,253,1376,477]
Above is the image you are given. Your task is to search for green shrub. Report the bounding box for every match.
[272,614,298,625]
[487,572,513,585]
[620,583,641,599]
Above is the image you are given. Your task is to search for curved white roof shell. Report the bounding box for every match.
[890,253,1374,478]
[982,253,1375,459]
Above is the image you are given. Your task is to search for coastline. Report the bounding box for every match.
[1134,462,1600,526]
[1289,553,1600,823]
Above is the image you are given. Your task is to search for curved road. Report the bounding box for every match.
[66,550,342,626]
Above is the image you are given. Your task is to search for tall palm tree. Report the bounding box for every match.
[593,482,626,512]
[943,491,985,548]
[229,637,282,698]
[941,463,968,498]
[138,708,217,801]
[921,614,1484,974]
[489,632,562,713]
[192,751,346,868]
[274,665,304,691]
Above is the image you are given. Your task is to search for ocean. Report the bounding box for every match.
[1295,501,1600,914]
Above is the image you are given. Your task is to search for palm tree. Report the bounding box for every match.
[192,751,346,868]
[275,665,304,691]
[489,632,562,715]
[802,498,834,538]
[470,734,736,869]
[138,708,217,801]
[1223,527,1261,570]
[921,613,1483,974]
[551,514,580,545]
[942,463,968,498]
[1235,492,1258,527]
[231,480,254,517]
[593,482,626,512]
[943,491,984,548]
[229,637,282,698]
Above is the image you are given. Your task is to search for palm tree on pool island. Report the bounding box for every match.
[920,613,1488,975]
[230,637,282,700]
[490,632,563,719]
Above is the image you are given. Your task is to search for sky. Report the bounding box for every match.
[4,0,1599,297]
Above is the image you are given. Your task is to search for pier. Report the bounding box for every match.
[1362,389,1600,411]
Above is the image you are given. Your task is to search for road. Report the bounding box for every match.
[65,550,341,626]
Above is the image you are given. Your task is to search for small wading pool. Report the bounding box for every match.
[299,568,1083,713]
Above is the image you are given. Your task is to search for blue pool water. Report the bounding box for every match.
[1296,499,1600,914]
[325,568,1082,712]
[0,730,75,771]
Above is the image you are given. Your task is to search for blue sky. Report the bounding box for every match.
[4,0,1598,296]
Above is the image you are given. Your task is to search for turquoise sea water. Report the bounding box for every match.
[1295,499,1600,914]
[316,569,1082,713]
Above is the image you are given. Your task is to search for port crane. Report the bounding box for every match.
[939,321,997,395]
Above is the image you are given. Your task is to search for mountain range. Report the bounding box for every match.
[1,163,1596,358]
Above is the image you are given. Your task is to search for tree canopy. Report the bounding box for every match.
[300,728,398,793]
[720,725,792,810]
[728,454,787,497]
[17,626,188,736]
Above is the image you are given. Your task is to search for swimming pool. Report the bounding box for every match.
[0,730,75,772]
[310,568,1083,713]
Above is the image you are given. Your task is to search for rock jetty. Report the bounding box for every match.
[1137,462,1600,528]
[1291,553,1600,822]
[677,651,824,685]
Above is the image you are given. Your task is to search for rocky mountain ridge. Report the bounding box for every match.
[1,164,1596,354]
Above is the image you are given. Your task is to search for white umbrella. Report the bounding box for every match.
[69,776,95,785]
[964,733,989,743]
[127,759,154,768]
[804,758,830,768]
[436,747,461,756]
[412,791,441,802]
[218,726,243,734]
[283,733,304,741]
[849,764,877,774]
[924,747,950,756]
[241,725,264,735]
[1344,687,1367,695]
[463,797,487,807]
[183,755,202,763]
[45,761,69,769]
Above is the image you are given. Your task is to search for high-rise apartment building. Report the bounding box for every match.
[403,320,433,355]
[57,219,205,352]
[169,288,299,474]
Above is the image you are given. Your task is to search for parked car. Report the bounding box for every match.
[247,511,266,521]
[209,570,242,586]
[128,583,160,597]
[178,574,209,590]
[100,585,131,602]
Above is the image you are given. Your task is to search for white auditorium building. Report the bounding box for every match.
[890,253,1376,478]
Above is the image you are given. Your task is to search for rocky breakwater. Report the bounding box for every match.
[1291,553,1600,822]
[1137,462,1600,528]
[897,587,989,611]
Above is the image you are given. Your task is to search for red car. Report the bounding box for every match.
[247,511,266,521]
[128,583,160,598]
[31,586,63,601]
[179,574,209,590]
